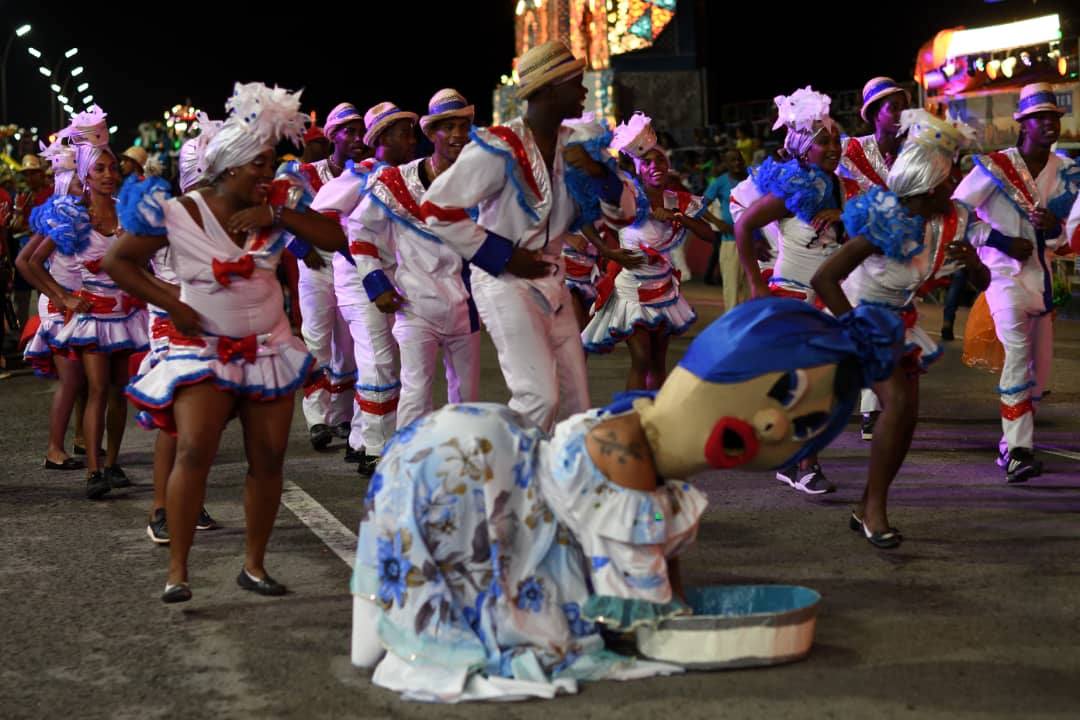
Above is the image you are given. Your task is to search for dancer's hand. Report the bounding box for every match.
[373,289,405,314]
[1029,208,1059,232]
[811,209,842,234]
[604,247,646,270]
[62,294,90,314]
[750,277,771,299]
[505,247,555,279]
[1004,238,1034,262]
[754,239,774,262]
[226,205,274,233]
[946,241,979,268]
[563,146,606,178]
[651,207,675,223]
[302,252,326,270]
[170,302,203,337]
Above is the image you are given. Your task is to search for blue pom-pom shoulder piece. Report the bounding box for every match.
[841,186,925,261]
[751,157,837,223]
[40,195,91,256]
[117,175,172,237]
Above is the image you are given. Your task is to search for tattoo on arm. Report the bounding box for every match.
[589,428,645,465]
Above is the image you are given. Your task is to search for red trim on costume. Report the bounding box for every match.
[917,205,960,297]
[303,372,330,397]
[83,258,103,274]
[217,334,258,364]
[298,163,326,193]
[488,126,542,201]
[151,316,174,339]
[356,395,399,415]
[840,177,862,201]
[1070,223,1080,255]
[166,327,207,347]
[418,201,469,223]
[1000,400,1033,421]
[591,261,620,313]
[46,300,61,314]
[349,241,379,258]
[638,279,675,303]
[212,255,255,287]
[767,284,825,310]
[986,152,1038,209]
[843,138,887,189]
[74,290,144,314]
[376,166,424,220]
[564,256,595,278]
[899,305,918,330]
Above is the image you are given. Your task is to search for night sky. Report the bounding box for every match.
[0,0,1074,144]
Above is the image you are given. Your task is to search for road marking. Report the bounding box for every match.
[1042,447,1080,462]
[281,481,356,568]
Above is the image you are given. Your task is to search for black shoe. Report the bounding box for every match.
[860,412,879,441]
[344,444,364,464]
[940,324,955,341]
[147,508,170,545]
[161,582,192,604]
[86,471,111,500]
[1004,448,1042,484]
[44,457,85,471]
[310,424,334,451]
[196,507,219,531]
[861,520,903,549]
[357,453,379,477]
[104,465,131,488]
[777,464,834,494]
[333,422,351,440]
[72,444,105,457]
[237,569,287,597]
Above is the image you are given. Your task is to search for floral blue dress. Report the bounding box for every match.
[352,401,706,701]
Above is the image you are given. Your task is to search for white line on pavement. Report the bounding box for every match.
[280,480,357,568]
[1042,447,1080,462]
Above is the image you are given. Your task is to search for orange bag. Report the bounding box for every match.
[962,292,1005,374]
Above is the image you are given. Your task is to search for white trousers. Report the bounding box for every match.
[471,273,590,433]
[298,262,355,428]
[393,309,481,430]
[992,305,1053,454]
[339,301,399,456]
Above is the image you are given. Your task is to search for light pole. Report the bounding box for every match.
[1,23,32,122]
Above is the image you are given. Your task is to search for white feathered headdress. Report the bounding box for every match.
[202,82,307,181]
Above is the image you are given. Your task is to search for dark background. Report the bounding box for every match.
[1,0,1074,143]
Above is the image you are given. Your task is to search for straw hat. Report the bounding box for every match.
[324,102,363,140]
[1013,83,1065,121]
[17,154,44,172]
[420,89,474,137]
[859,77,911,122]
[121,145,148,170]
[514,41,586,100]
[363,102,418,147]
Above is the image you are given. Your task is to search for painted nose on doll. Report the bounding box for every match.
[704,416,761,469]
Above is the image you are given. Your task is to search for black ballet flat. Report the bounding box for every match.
[72,445,105,457]
[44,457,85,471]
[237,569,287,597]
[861,521,903,549]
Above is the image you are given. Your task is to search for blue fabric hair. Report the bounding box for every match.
[117,174,172,237]
[679,297,903,468]
[842,186,925,261]
[751,157,837,223]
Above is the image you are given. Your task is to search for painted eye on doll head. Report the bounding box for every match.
[766,369,808,408]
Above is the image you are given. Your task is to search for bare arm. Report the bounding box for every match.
[674,212,718,245]
[226,205,347,254]
[102,232,202,335]
[24,236,90,314]
[811,235,877,317]
[734,193,788,298]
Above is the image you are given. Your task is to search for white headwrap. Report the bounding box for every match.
[60,105,114,183]
[773,87,836,161]
[39,138,77,195]
[887,109,977,198]
[179,112,223,192]
[202,82,307,182]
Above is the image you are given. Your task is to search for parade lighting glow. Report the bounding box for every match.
[945,14,1060,57]
[70,66,84,77]
[64,47,78,58]
[49,83,60,93]
[16,24,31,37]
[1001,55,1017,78]
[77,82,89,93]
[82,95,93,104]
[973,57,986,72]
[57,95,68,103]
[62,104,73,113]
[109,125,117,134]
[1060,57,1069,76]
[943,61,956,77]
[26,47,41,58]
[38,66,50,77]
[986,59,1000,79]
[1020,51,1032,66]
